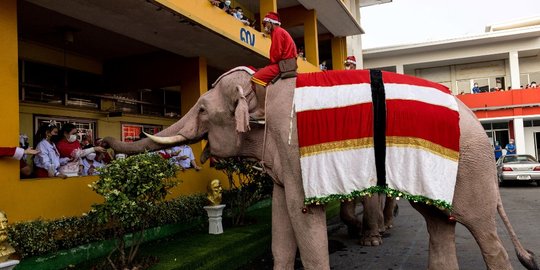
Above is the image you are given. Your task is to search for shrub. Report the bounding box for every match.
[8,194,207,259]
[89,153,179,269]
[214,158,273,225]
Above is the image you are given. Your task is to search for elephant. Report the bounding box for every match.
[105,67,538,270]
[340,195,397,246]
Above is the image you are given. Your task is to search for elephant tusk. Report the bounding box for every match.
[144,132,187,145]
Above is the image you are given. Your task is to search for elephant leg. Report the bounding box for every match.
[359,194,383,246]
[383,197,397,230]
[283,193,329,269]
[340,199,361,238]
[278,163,330,269]
[271,184,297,269]
[461,218,511,270]
[411,202,459,270]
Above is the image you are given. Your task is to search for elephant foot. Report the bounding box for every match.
[359,234,383,246]
[384,223,393,231]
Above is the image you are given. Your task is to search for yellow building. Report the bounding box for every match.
[0,0,363,222]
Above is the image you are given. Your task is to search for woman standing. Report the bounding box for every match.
[56,124,105,177]
[33,123,68,178]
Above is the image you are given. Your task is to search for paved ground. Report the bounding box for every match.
[327,182,540,270]
[241,182,540,269]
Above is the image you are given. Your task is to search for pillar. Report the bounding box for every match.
[259,0,277,30]
[509,51,521,89]
[513,118,526,154]
[0,0,20,215]
[331,37,347,70]
[303,9,319,67]
[181,57,208,115]
[396,64,404,74]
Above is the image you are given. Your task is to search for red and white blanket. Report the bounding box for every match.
[294,70,460,208]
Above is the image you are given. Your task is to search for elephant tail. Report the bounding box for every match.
[496,195,539,270]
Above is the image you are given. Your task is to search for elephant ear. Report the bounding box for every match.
[234,85,250,133]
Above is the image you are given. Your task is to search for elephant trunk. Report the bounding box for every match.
[105,101,203,154]
[103,137,163,155]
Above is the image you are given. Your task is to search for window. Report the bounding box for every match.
[34,116,97,143]
[121,123,162,142]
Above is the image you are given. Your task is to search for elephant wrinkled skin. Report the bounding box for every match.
[105,68,538,270]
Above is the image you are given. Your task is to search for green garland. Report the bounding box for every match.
[304,185,453,211]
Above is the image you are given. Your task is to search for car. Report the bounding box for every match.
[496,154,540,186]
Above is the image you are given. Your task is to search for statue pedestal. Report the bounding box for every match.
[203,204,226,235]
[0,260,19,270]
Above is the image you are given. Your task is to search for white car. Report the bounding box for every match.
[496,154,540,186]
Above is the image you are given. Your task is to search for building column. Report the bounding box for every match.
[331,37,347,70]
[0,0,19,213]
[180,57,207,115]
[513,118,526,154]
[303,9,319,67]
[346,0,363,69]
[396,64,404,74]
[509,51,521,89]
[259,0,277,31]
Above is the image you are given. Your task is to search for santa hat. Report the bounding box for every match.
[344,56,356,65]
[263,12,281,25]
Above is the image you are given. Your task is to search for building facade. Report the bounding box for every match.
[363,19,540,159]
[0,0,365,221]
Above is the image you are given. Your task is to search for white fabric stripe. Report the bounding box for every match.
[294,83,457,113]
[384,83,458,111]
[386,147,458,204]
[294,84,372,112]
[301,148,377,199]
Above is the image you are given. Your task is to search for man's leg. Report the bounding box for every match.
[250,64,279,121]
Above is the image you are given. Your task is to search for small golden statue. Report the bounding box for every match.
[206,179,223,206]
[0,211,15,262]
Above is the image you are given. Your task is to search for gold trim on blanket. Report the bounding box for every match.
[386,136,459,161]
[300,138,374,157]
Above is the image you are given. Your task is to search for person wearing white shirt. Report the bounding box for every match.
[33,124,68,178]
[81,153,104,176]
[170,145,201,170]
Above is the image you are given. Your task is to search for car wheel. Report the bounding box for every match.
[537,180,540,187]
[498,176,504,187]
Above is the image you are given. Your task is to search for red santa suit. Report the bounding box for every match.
[252,13,297,87]
[0,147,24,160]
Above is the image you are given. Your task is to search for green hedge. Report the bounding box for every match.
[7,194,208,258]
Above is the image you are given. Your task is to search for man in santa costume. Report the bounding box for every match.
[344,55,357,70]
[0,147,38,160]
[251,11,297,121]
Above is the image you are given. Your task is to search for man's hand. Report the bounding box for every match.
[24,147,40,155]
[94,146,106,153]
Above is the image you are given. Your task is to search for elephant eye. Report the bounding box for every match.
[199,106,207,114]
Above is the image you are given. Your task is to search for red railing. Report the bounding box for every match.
[456,88,540,118]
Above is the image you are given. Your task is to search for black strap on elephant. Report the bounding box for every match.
[370,69,387,187]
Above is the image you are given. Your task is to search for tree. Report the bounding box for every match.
[213,158,273,225]
[89,153,179,269]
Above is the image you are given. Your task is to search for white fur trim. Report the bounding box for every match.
[13,147,24,160]
[263,17,281,25]
[344,60,356,65]
[294,83,372,112]
[212,66,255,88]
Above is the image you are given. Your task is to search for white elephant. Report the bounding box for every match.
[105,67,538,270]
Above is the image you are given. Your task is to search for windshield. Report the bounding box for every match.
[503,155,537,164]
